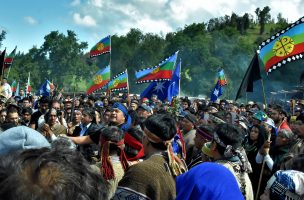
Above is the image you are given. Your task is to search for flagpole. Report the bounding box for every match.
[261,78,267,109]
[1,48,6,81]
[178,58,181,98]
[126,69,130,107]
[108,36,112,98]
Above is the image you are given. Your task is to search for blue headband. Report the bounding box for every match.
[113,102,128,118]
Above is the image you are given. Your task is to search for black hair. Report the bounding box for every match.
[124,127,144,158]
[21,107,33,115]
[247,124,266,149]
[39,96,50,104]
[0,147,109,200]
[102,126,124,143]
[215,123,245,155]
[82,107,96,124]
[144,114,177,141]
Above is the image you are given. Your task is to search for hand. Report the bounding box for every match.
[42,123,53,137]
[260,140,271,155]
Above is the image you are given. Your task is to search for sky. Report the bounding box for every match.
[1,0,304,54]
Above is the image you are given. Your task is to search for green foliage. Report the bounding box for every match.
[0,30,6,49]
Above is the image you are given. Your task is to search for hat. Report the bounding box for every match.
[183,112,198,125]
[201,142,213,158]
[138,104,153,114]
[253,111,268,122]
[0,126,50,156]
[266,170,304,200]
[95,100,103,108]
[264,117,276,128]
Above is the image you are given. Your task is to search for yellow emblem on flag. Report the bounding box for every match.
[113,79,119,87]
[93,75,103,84]
[273,36,295,57]
[152,67,160,74]
[97,43,104,51]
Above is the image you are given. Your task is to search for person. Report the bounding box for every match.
[67,109,82,135]
[176,162,244,200]
[113,114,187,200]
[71,107,103,163]
[5,107,20,126]
[180,112,198,164]
[270,105,291,131]
[0,147,109,200]
[0,126,50,156]
[209,123,254,200]
[0,109,7,124]
[260,170,304,200]
[29,96,49,130]
[20,107,32,126]
[187,125,214,169]
[137,104,153,119]
[256,129,295,173]
[243,124,266,195]
[0,78,12,99]
[39,108,67,141]
[99,126,129,198]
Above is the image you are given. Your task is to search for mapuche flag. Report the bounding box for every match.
[90,35,111,58]
[218,69,227,86]
[26,72,32,93]
[106,70,128,91]
[135,51,178,84]
[258,17,304,73]
[86,65,110,94]
[4,46,17,68]
[11,80,16,93]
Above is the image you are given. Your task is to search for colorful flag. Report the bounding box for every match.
[4,46,17,68]
[135,51,179,84]
[86,65,110,94]
[210,81,223,102]
[168,60,181,102]
[11,80,16,93]
[26,72,32,94]
[90,35,111,58]
[36,79,52,96]
[0,49,6,76]
[15,81,20,96]
[106,70,128,91]
[218,69,227,86]
[141,60,181,103]
[235,53,261,100]
[258,17,304,73]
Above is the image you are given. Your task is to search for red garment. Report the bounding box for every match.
[279,120,291,131]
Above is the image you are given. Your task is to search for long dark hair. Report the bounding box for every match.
[247,124,266,149]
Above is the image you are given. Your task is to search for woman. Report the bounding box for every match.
[244,124,266,195]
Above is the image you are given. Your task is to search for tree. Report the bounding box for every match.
[0,30,6,49]
[255,6,271,34]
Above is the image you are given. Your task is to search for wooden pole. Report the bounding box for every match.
[126,69,130,107]
[178,58,181,98]
[255,133,271,200]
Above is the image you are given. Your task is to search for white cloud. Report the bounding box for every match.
[71,0,81,6]
[24,16,38,25]
[70,0,304,37]
[89,0,103,8]
[73,13,97,27]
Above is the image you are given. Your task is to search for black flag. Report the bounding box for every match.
[0,49,6,77]
[235,53,261,101]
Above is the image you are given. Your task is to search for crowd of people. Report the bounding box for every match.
[0,89,303,200]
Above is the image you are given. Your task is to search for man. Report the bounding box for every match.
[5,107,20,126]
[137,104,153,119]
[71,107,103,163]
[209,123,254,200]
[22,97,32,109]
[29,96,49,130]
[113,114,187,200]
[20,107,32,126]
[270,105,291,131]
[130,100,139,111]
[180,112,198,164]
[0,78,12,99]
